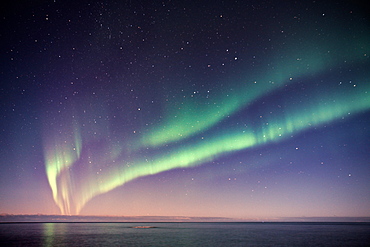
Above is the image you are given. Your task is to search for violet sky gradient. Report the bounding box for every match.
[0,0,369,219]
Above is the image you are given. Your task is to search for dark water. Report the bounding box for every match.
[1,222,369,246]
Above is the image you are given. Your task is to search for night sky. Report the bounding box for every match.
[1,0,369,219]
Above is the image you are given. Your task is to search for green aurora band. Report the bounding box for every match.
[139,26,370,148]
[44,73,370,214]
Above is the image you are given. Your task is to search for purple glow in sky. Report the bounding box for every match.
[0,0,369,219]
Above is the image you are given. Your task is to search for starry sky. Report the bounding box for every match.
[0,0,369,219]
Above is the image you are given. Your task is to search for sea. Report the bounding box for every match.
[1,222,369,246]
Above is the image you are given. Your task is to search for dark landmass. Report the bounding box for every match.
[130,226,157,228]
[1,214,369,223]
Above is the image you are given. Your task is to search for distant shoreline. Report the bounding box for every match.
[1,214,369,223]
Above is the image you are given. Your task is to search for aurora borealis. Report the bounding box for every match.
[1,0,369,219]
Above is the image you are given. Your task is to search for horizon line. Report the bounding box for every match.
[1,214,370,223]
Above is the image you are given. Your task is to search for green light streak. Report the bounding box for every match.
[43,119,81,215]
[44,77,369,214]
[140,80,277,147]
[74,131,258,214]
[140,29,370,148]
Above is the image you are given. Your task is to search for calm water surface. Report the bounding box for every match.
[1,222,369,246]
